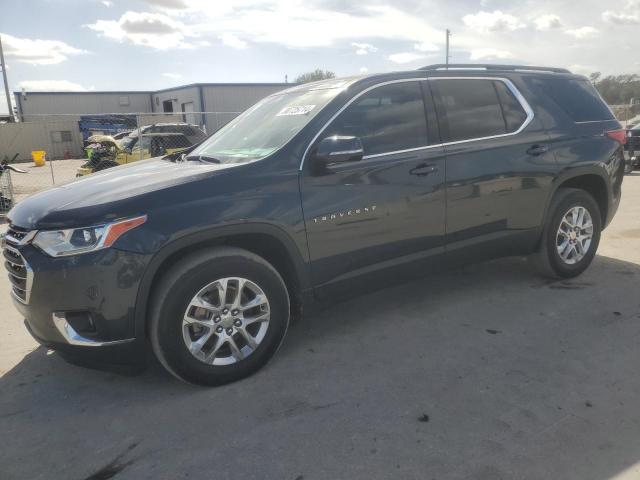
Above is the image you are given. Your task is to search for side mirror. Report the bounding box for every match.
[312,136,364,169]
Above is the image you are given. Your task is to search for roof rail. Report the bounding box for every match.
[419,64,571,74]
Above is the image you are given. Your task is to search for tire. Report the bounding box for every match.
[149,247,290,386]
[532,188,602,278]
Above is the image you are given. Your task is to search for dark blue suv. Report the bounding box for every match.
[3,65,626,385]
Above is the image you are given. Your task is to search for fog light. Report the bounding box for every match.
[65,311,95,334]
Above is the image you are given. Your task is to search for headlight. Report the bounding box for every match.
[33,215,147,257]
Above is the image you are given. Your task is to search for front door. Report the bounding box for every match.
[300,80,447,295]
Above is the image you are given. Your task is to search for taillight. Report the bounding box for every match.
[606,129,627,145]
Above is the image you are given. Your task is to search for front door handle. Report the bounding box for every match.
[527,145,549,156]
[410,163,438,176]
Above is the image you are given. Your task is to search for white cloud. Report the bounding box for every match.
[463,10,525,33]
[388,52,426,64]
[220,33,248,49]
[565,26,599,39]
[359,67,369,73]
[602,11,640,25]
[603,0,640,24]
[534,14,563,31]
[414,41,439,52]
[86,11,207,50]
[469,48,513,60]
[568,64,597,75]
[162,72,182,79]
[0,33,86,65]
[183,4,444,50]
[141,0,189,8]
[101,0,113,7]
[17,80,91,91]
[351,42,377,55]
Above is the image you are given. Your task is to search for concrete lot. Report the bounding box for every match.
[9,159,85,203]
[1,174,640,480]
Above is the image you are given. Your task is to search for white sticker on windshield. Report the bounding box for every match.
[277,105,316,116]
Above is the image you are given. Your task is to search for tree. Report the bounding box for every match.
[294,69,336,84]
[590,73,640,106]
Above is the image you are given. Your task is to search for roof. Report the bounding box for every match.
[14,82,293,96]
[419,64,572,74]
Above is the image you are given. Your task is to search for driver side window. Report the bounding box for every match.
[325,82,428,157]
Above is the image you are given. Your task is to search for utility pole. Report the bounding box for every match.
[0,34,13,121]
[445,29,452,68]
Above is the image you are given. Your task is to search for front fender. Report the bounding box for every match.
[130,222,311,340]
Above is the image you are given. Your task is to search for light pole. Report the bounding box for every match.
[0,34,13,121]
[445,29,452,68]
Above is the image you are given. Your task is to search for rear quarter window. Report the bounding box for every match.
[536,77,614,123]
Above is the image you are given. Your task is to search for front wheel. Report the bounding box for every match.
[532,188,602,278]
[149,247,290,386]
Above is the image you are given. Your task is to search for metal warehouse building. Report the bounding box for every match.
[3,82,290,160]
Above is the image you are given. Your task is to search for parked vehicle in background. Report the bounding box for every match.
[626,123,640,170]
[4,65,626,386]
[137,123,207,144]
[76,132,193,176]
[112,130,134,140]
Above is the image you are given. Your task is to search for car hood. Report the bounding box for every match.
[8,157,236,230]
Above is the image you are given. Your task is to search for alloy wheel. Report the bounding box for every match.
[555,206,594,265]
[182,277,270,366]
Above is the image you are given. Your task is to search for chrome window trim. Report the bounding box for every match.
[299,76,534,170]
[574,120,617,125]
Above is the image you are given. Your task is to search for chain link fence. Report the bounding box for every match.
[0,111,239,213]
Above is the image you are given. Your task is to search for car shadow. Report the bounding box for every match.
[2,254,640,480]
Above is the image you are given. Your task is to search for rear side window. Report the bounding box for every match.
[494,81,528,133]
[325,82,428,156]
[433,79,528,142]
[536,78,614,123]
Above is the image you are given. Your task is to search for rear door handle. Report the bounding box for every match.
[527,145,549,156]
[410,163,438,176]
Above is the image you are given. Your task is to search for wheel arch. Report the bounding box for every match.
[547,168,611,226]
[134,223,311,340]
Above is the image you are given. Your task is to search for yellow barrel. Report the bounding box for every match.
[32,150,46,167]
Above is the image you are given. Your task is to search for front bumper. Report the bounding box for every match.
[5,241,151,364]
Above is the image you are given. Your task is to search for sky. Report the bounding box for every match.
[1,0,639,114]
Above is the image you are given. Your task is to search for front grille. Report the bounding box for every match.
[3,225,34,304]
[5,224,30,245]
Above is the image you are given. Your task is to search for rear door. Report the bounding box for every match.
[300,80,447,295]
[429,77,557,261]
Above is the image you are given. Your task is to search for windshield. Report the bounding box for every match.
[189,86,343,163]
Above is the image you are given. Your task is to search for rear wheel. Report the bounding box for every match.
[149,247,290,386]
[532,188,602,278]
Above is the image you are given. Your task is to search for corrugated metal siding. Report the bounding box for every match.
[17,92,152,120]
[0,120,84,161]
[152,86,200,117]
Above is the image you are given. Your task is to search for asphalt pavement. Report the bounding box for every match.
[1,174,640,480]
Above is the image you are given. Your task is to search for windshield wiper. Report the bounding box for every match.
[186,154,222,164]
